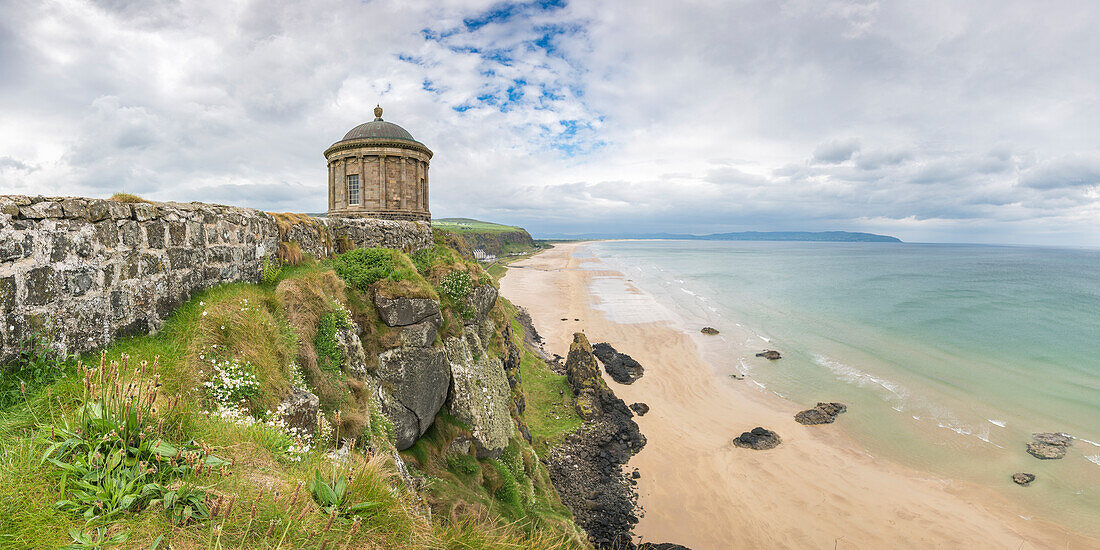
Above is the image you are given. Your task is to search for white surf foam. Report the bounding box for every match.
[1085,455,1100,467]
[987,419,1007,428]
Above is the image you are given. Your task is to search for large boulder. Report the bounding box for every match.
[756,350,782,360]
[445,328,513,458]
[733,427,781,450]
[794,402,847,425]
[566,333,609,420]
[1026,442,1067,459]
[1012,473,1036,486]
[1026,432,1072,460]
[376,346,450,450]
[374,296,443,327]
[592,342,644,384]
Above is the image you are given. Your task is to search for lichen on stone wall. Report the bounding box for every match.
[0,195,431,360]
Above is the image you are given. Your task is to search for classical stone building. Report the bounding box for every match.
[325,106,432,221]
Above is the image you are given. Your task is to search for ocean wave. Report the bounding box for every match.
[1076,437,1100,448]
[813,355,908,400]
[935,419,1003,448]
[1086,455,1100,467]
[751,380,766,390]
[680,288,697,296]
[987,419,1007,428]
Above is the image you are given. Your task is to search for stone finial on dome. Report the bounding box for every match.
[374,105,383,120]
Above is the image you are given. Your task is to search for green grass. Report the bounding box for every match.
[0,247,590,550]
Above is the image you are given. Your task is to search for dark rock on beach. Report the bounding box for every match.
[700,326,719,335]
[638,544,694,550]
[794,402,848,425]
[548,333,647,549]
[1012,473,1036,486]
[593,342,645,384]
[1026,432,1072,459]
[1032,432,1073,446]
[755,350,782,360]
[733,427,782,450]
[630,402,650,416]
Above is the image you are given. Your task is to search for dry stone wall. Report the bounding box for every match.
[0,195,431,360]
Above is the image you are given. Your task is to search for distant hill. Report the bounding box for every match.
[432,218,537,255]
[537,230,902,243]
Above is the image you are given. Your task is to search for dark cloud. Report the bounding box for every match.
[813,138,861,164]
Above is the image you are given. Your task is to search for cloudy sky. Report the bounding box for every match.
[1,0,1098,245]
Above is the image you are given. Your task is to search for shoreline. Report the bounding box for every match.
[500,242,1098,549]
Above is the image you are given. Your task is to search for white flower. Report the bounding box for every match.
[202,311,208,316]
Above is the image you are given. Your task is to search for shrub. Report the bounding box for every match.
[332,248,397,292]
[439,271,472,302]
[315,306,350,373]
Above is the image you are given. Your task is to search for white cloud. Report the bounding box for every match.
[0,0,1098,245]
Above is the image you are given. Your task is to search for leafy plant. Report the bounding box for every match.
[61,527,129,549]
[42,354,230,521]
[142,482,210,525]
[331,248,396,291]
[308,469,378,517]
[438,271,472,302]
[261,254,283,286]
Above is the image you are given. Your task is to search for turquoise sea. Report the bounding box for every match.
[584,240,1100,533]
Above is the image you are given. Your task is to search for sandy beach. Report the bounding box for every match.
[500,242,1098,550]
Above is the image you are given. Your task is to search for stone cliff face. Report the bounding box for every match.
[0,195,430,360]
[453,228,535,256]
[365,282,515,458]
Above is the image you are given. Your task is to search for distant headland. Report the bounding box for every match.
[538,230,903,243]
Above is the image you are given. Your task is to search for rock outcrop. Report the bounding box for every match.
[548,332,647,549]
[629,402,650,416]
[756,350,782,360]
[638,544,694,550]
[592,342,645,384]
[794,402,847,425]
[376,345,450,450]
[700,327,719,335]
[374,296,443,327]
[1012,473,1036,486]
[464,283,498,325]
[276,387,320,440]
[733,427,782,450]
[1026,432,1072,460]
[444,324,513,459]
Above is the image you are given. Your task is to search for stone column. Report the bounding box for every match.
[400,156,408,211]
[423,161,429,215]
[335,157,346,210]
[327,162,334,211]
[378,154,387,211]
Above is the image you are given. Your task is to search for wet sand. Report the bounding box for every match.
[499,242,1097,550]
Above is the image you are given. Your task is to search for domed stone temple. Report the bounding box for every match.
[324,106,432,221]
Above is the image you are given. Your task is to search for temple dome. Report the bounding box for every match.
[338,106,420,143]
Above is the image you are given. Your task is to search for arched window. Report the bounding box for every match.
[347,174,360,205]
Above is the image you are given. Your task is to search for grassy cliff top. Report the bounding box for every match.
[432,218,525,234]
